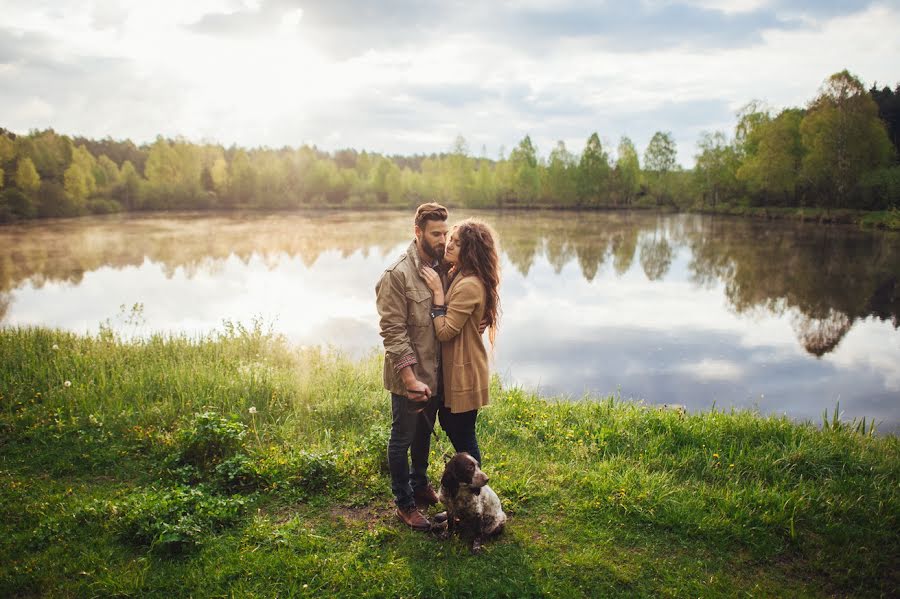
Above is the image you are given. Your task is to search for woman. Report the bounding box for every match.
[421,218,500,465]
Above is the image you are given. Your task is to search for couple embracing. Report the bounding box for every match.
[375,203,501,530]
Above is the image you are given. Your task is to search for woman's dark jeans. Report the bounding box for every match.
[438,406,481,465]
[388,393,440,509]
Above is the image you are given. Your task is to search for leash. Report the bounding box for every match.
[416,397,454,465]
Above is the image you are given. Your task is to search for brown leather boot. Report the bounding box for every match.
[414,484,440,507]
[396,505,431,531]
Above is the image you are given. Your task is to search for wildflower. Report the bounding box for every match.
[249,406,257,414]
[51,344,59,351]
[64,381,72,388]
[712,453,719,459]
[729,464,735,468]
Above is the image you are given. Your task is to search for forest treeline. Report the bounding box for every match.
[0,70,898,223]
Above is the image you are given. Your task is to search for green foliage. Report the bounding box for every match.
[110,484,247,553]
[37,180,80,217]
[1,187,34,219]
[614,136,641,205]
[172,411,248,475]
[1,70,899,222]
[800,70,894,207]
[14,157,41,193]
[694,131,740,207]
[643,131,679,205]
[856,165,900,210]
[577,132,610,206]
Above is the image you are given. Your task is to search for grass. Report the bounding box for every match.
[1,324,898,597]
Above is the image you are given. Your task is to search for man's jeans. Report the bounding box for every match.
[388,393,440,508]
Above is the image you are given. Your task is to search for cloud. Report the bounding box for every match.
[1,1,898,165]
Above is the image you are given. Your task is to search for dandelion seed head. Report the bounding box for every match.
[64,380,72,388]
[51,344,59,350]
[249,406,258,414]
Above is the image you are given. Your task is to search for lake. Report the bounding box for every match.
[2,210,898,431]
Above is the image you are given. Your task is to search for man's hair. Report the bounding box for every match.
[414,202,448,229]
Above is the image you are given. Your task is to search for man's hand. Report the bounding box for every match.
[406,379,431,401]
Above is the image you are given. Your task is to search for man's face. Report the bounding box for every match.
[415,219,449,262]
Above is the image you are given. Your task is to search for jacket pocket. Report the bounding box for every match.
[405,288,432,326]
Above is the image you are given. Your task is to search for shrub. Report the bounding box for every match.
[86,198,123,214]
[256,448,343,497]
[171,411,247,474]
[857,166,900,210]
[110,484,247,554]
[214,453,264,492]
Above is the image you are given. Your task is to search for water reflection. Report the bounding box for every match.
[1,210,898,429]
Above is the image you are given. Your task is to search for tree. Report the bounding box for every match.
[734,101,770,159]
[694,131,740,207]
[63,163,91,205]
[15,157,41,193]
[644,131,678,205]
[16,130,72,181]
[210,157,229,194]
[95,155,121,190]
[115,160,142,209]
[577,133,610,206]
[800,70,894,206]
[615,136,641,205]
[736,108,804,204]
[869,83,900,157]
[0,136,14,162]
[1,188,34,218]
[509,135,540,204]
[445,135,473,205]
[544,140,577,206]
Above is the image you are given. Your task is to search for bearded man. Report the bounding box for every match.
[375,202,450,530]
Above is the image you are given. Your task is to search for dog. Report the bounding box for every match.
[437,452,506,553]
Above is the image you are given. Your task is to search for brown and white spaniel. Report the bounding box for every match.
[437,452,506,552]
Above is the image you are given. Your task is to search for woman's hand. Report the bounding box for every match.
[420,266,445,304]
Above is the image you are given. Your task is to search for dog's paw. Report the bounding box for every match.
[430,519,448,535]
[470,539,483,554]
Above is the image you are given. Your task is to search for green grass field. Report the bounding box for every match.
[1,325,897,597]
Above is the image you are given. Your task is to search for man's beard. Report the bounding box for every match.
[422,241,445,262]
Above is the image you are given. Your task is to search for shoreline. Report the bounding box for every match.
[1,203,898,231]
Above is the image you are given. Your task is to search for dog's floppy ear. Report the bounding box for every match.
[441,465,459,499]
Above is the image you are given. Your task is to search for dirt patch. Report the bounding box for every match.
[330,504,394,530]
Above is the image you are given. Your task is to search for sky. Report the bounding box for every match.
[1,0,899,166]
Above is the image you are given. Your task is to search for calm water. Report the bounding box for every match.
[2,210,898,431]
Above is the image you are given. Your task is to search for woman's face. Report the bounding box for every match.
[444,229,461,264]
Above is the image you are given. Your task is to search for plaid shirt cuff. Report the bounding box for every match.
[393,354,418,372]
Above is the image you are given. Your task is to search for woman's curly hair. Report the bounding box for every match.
[452,219,501,347]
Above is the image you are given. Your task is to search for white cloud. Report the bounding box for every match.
[1,1,898,164]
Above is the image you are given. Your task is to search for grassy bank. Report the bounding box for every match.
[687,204,900,230]
[1,326,898,597]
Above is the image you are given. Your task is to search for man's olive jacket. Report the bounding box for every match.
[375,240,440,397]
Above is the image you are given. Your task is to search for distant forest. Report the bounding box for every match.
[0,70,898,223]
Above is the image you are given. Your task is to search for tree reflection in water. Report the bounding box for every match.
[0,210,897,358]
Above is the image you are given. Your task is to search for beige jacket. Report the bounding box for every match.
[375,241,441,397]
[434,275,490,413]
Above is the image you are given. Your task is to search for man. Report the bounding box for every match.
[375,202,449,530]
